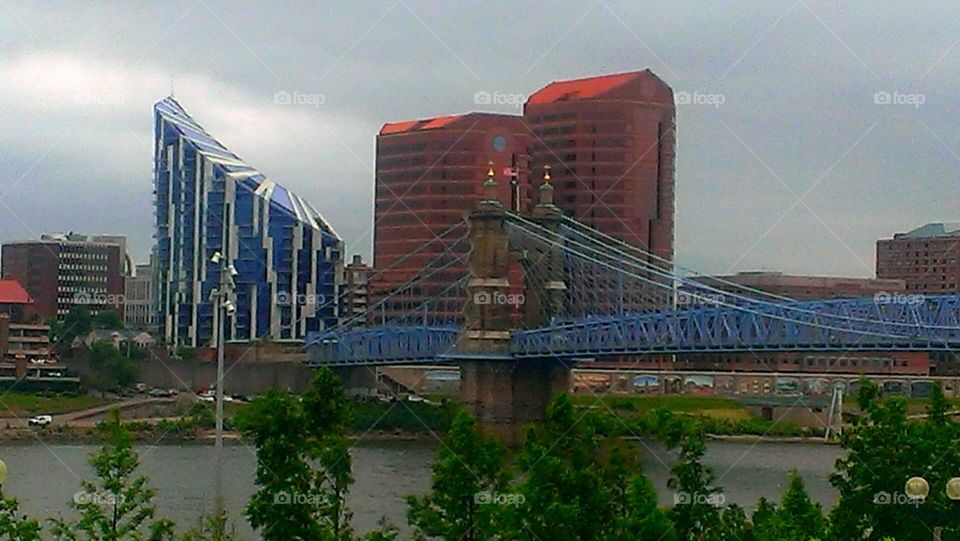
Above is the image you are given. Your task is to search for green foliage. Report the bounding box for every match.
[87,342,139,393]
[179,509,240,541]
[830,381,960,540]
[92,311,123,331]
[349,399,453,434]
[238,367,377,541]
[406,410,506,541]
[752,472,826,541]
[0,496,42,541]
[49,410,174,541]
[664,418,721,541]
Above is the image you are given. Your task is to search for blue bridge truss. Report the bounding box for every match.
[307,295,960,366]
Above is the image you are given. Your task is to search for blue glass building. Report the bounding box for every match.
[153,97,342,346]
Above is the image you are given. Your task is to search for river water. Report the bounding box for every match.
[0,440,844,539]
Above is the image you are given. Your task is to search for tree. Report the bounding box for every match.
[830,381,960,540]
[0,496,42,541]
[87,342,139,394]
[50,410,174,541]
[179,509,240,541]
[753,472,825,541]
[238,389,319,541]
[92,311,124,331]
[609,475,676,541]
[664,420,721,540]
[407,410,506,541]
[239,367,367,541]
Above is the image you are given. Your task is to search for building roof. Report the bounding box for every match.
[0,280,33,305]
[380,114,466,135]
[526,69,673,105]
[893,222,960,239]
[154,97,341,240]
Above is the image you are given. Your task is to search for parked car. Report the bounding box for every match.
[28,415,52,427]
[134,383,148,393]
[148,388,172,398]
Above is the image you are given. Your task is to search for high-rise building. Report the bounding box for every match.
[124,259,156,332]
[339,254,371,327]
[1,233,125,320]
[154,97,342,346]
[523,70,676,308]
[373,113,530,319]
[877,223,960,293]
[524,70,675,257]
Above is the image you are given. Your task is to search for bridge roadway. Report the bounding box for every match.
[307,295,960,366]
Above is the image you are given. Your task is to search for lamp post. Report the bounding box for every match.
[209,251,236,524]
[905,476,960,540]
[0,458,7,497]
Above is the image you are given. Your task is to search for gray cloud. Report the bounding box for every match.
[1,0,958,278]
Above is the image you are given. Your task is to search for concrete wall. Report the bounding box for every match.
[69,354,314,396]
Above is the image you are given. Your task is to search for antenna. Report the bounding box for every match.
[169,75,175,97]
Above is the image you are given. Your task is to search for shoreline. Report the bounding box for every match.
[0,426,439,445]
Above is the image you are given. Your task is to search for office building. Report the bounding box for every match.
[373,112,530,319]
[124,259,156,332]
[877,223,960,293]
[154,97,342,346]
[1,233,125,320]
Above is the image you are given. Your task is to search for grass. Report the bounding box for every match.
[573,394,752,420]
[0,392,110,418]
[572,394,818,438]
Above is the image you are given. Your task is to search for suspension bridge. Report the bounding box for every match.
[306,171,960,438]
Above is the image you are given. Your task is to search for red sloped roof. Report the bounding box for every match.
[0,279,33,304]
[379,114,465,135]
[526,71,645,105]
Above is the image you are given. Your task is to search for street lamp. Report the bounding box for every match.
[0,458,7,496]
[209,251,236,525]
[904,476,960,540]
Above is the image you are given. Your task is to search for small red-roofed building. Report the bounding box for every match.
[0,278,36,323]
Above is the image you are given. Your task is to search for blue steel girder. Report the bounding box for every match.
[305,326,459,366]
[512,295,960,358]
[306,296,960,365]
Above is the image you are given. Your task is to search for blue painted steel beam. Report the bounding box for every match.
[307,296,960,366]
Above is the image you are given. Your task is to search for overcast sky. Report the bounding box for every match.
[1,1,958,278]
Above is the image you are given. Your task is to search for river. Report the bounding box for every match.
[0,440,844,538]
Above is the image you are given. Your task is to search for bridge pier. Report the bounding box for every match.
[331,366,378,397]
[460,358,570,443]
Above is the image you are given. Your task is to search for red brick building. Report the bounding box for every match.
[524,70,676,262]
[689,271,905,303]
[1,234,125,320]
[876,223,960,294]
[372,113,531,319]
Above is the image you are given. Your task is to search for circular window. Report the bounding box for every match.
[491,135,508,152]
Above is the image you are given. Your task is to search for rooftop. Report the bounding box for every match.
[0,280,33,305]
[526,69,670,105]
[892,222,960,239]
[155,97,340,240]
